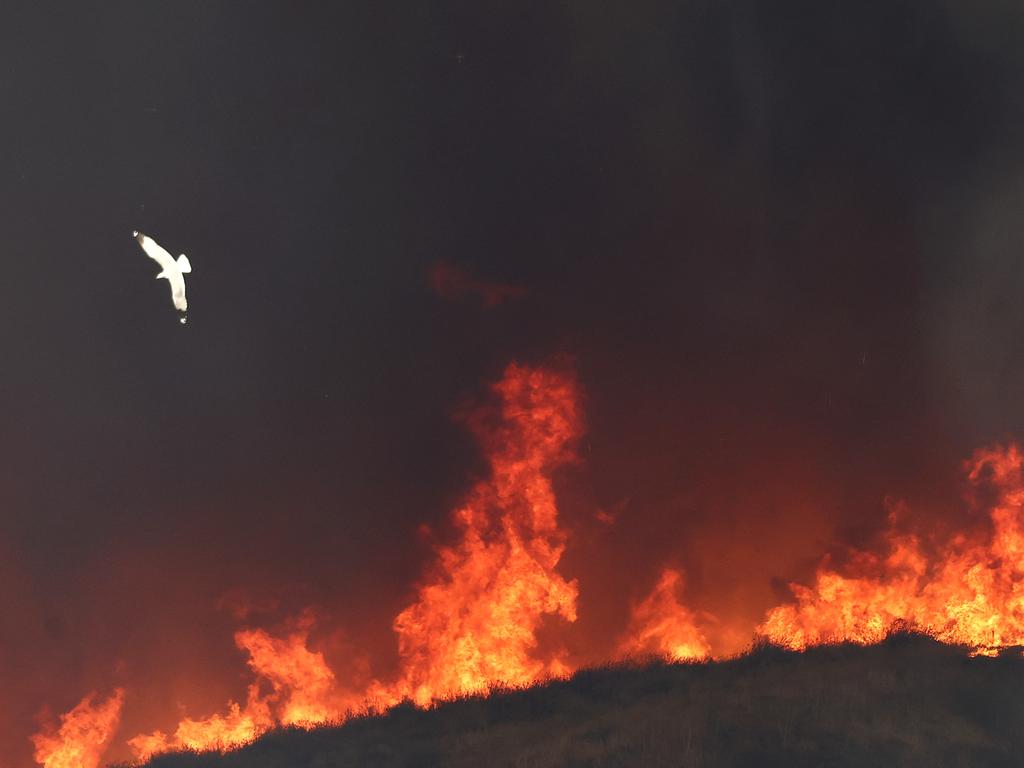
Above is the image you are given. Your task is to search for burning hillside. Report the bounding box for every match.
[760,445,1024,653]
[12,2,1024,767]
[34,363,592,766]
[28,362,1024,768]
[123,634,1024,767]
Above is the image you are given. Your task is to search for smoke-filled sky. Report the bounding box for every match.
[5,1,1024,765]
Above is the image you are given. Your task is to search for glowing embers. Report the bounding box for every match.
[760,445,1024,655]
[32,689,124,768]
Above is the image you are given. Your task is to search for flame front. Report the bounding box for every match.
[125,362,582,760]
[45,368,1024,768]
[235,627,339,726]
[31,689,124,768]
[128,625,338,761]
[618,568,710,661]
[760,445,1024,654]
[384,363,582,704]
[128,684,272,761]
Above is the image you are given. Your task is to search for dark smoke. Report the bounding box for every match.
[4,1,1024,765]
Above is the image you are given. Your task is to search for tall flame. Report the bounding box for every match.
[618,568,710,661]
[49,374,1024,767]
[31,689,124,768]
[384,362,582,704]
[235,626,338,726]
[760,444,1024,654]
[126,362,583,761]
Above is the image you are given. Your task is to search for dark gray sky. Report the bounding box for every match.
[3,2,1024,765]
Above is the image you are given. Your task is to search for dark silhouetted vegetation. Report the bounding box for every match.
[126,632,1024,768]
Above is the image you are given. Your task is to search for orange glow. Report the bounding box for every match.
[49,370,1024,767]
[429,261,526,307]
[128,624,340,761]
[760,444,1024,655]
[31,689,124,768]
[123,363,583,761]
[383,363,582,704]
[618,568,710,661]
[235,627,338,727]
[128,684,272,761]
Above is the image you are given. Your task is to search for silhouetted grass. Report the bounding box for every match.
[122,632,1024,768]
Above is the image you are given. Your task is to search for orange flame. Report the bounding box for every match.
[48,371,1024,766]
[383,362,582,704]
[128,684,272,761]
[235,627,338,726]
[128,624,340,761]
[760,444,1024,655]
[124,363,583,759]
[618,568,710,661]
[31,689,124,768]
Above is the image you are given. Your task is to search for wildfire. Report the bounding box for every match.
[760,444,1024,654]
[235,626,339,726]
[128,624,339,761]
[31,689,124,768]
[37,358,1024,768]
[383,362,582,704]
[618,568,710,661]
[128,685,272,761]
[123,362,582,761]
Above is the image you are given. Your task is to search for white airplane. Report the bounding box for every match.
[133,230,191,322]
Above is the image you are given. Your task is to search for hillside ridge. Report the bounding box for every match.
[125,633,1024,768]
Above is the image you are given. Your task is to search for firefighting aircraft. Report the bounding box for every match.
[133,230,191,324]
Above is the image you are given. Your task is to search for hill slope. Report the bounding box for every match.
[132,634,1024,768]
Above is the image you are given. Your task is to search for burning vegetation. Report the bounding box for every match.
[107,634,1024,768]
[32,690,124,768]
[617,568,710,662]
[760,445,1024,654]
[381,363,582,706]
[30,364,1024,766]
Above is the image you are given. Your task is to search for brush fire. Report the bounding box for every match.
[27,363,1024,767]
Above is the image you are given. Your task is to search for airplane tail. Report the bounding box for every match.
[177,254,192,274]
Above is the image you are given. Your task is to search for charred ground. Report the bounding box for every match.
[129,633,1024,768]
